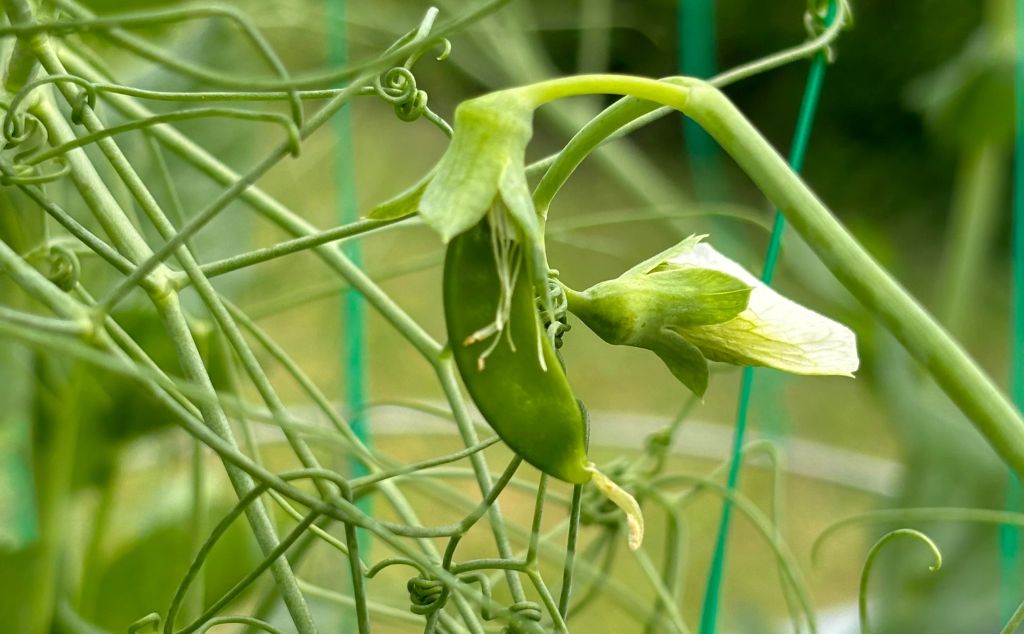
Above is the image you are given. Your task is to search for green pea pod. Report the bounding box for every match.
[444,218,590,484]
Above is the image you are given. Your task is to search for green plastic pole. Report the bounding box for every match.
[698,3,837,632]
[678,0,728,203]
[327,0,371,540]
[1000,0,1024,620]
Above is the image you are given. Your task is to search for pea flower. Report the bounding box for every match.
[368,91,553,340]
[564,235,858,396]
[369,90,541,246]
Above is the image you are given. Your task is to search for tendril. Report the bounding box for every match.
[46,0,304,127]
[0,104,45,149]
[0,97,73,186]
[43,244,81,291]
[24,108,302,164]
[403,36,452,69]
[502,601,544,633]
[407,575,448,615]
[4,75,98,141]
[858,529,941,634]
[369,50,453,136]
[0,155,69,186]
[803,0,851,63]
[537,269,571,349]
[373,66,429,122]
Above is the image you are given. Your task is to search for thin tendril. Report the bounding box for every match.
[858,529,941,634]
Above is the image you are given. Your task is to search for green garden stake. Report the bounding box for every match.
[328,0,371,549]
[1001,0,1024,620]
[329,8,370,633]
[699,2,839,631]
[678,0,727,203]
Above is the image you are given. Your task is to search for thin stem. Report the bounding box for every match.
[526,475,548,564]
[18,37,321,634]
[192,218,403,283]
[24,107,302,166]
[632,545,689,634]
[435,356,527,602]
[20,0,303,123]
[0,305,89,335]
[54,0,507,90]
[350,437,501,493]
[14,183,135,275]
[1002,596,1024,634]
[0,320,506,624]
[649,473,816,632]
[62,49,443,360]
[557,485,583,618]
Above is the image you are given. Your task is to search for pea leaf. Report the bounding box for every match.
[366,168,434,221]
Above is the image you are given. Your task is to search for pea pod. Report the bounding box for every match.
[443,217,590,484]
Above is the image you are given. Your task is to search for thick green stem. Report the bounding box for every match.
[2,0,40,91]
[683,81,1024,477]
[516,72,1024,479]
[156,294,320,634]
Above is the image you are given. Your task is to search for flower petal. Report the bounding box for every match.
[419,93,534,242]
[669,243,859,375]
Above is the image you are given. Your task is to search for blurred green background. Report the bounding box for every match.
[0,0,1019,632]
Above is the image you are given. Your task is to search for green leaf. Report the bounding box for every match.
[366,168,434,221]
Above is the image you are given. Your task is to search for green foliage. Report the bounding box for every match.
[0,0,1021,633]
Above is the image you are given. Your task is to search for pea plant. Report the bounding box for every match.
[1,0,1023,632]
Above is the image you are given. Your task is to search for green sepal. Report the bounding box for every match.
[649,328,710,397]
[637,268,751,326]
[623,233,706,277]
[565,265,751,348]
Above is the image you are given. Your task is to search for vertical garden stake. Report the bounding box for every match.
[699,2,839,631]
[679,0,727,203]
[1001,0,1024,620]
[328,0,372,547]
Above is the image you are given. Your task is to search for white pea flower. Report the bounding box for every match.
[565,235,858,396]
